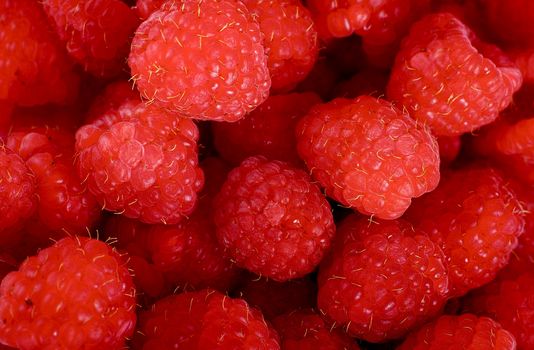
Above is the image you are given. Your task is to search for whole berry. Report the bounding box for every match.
[132,289,280,349]
[406,167,525,297]
[296,95,440,220]
[0,237,137,349]
[214,156,335,281]
[128,0,270,121]
[398,314,517,350]
[387,12,522,136]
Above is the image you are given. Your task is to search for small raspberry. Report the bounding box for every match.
[75,99,204,224]
[296,95,440,220]
[41,0,140,77]
[0,237,137,350]
[212,92,321,166]
[242,0,319,92]
[128,0,270,122]
[406,166,525,297]
[272,309,360,350]
[214,156,335,281]
[0,0,79,106]
[132,289,280,349]
[317,214,449,342]
[387,12,522,136]
[397,314,517,350]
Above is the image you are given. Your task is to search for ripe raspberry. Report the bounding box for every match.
[397,314,517,350]
[272,309,360,350]
[212,92,321,166]
[128,0,270,122]
[0,0,79,106]
[406,166,525,297]
[214,156,334,281]
[0,236,137,349]
[387,13,522,136]
[317,214,449,342]
[132,289,280,349]
[41,0,140,77]
[242,0,318,92]
[296,96,440,220]
[480,0,534,48]
[75,99,204,224]
[437,135,461,166]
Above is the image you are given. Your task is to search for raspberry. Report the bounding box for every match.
[75,99,204,224]
[132,289,280,349]
[214,156,334,281]
[0,0,79,106]
[397,314,517,350]
[272,309,360,350]
[41,0,140,77]
[387,13,522,136]
[317,214,449,342]
[508,49,534,84]
[406,166,525,297]
[0,237,136,349]
[212,92,321,166]
[296,95,440,220]
[437,135,461,166]
[242,0,319,92]
[128,0,270,122]
[135,0,164,20]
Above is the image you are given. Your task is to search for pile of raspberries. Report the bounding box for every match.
[2,0,534,349]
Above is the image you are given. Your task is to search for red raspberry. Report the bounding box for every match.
[212,92,321,166]
[242,0,319,92]
[75,99,204,224]
[132,289,280,349]
[272,309,360,350]
[0,0,79,106]
[296,96,440,220]
[387,13,522,136]
[41,0,140,77]
[128,0,270,122]
[437,135,461,166]
[480,0,534,48]
[214,156,335,281]
[406,167,525,297]
[317,214,449,342]
[0,237,136,349]
[135,0,164,20]
[397,314,517,350]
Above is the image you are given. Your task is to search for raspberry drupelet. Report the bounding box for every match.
[296,95,440,220]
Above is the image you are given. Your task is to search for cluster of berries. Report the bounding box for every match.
[1,0,534,349]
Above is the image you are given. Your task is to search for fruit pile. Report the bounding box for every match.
[1,0,534,349]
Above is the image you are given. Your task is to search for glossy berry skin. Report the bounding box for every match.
[128,0,270,122]
[317,215,449,342]
[212,92,321,166]
[214,156,335,281]
[406,167,525,297]
[242,0,319,92]
[76,100,204,224]
[272,309,360,350]
[296,95,440,220]
[387,13,522,136]
[41,0,139,77]
[132,289,280,350]
[0,0,79,106]
[0,237,137,350]
[398,314,517,350]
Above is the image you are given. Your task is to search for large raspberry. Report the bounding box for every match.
[406,166,525,297]
[317,214,449,342]
[0,237,137,349]
[296,95,440,220]
[212,92,321,166]
[132,289,280,349]
[398,314,516,350]
[75,99,204,224]
[0,0,79,106]
[128,0,270,122]
[214,156,335,281]
[41,0,139,77]
[387,12,522,136]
